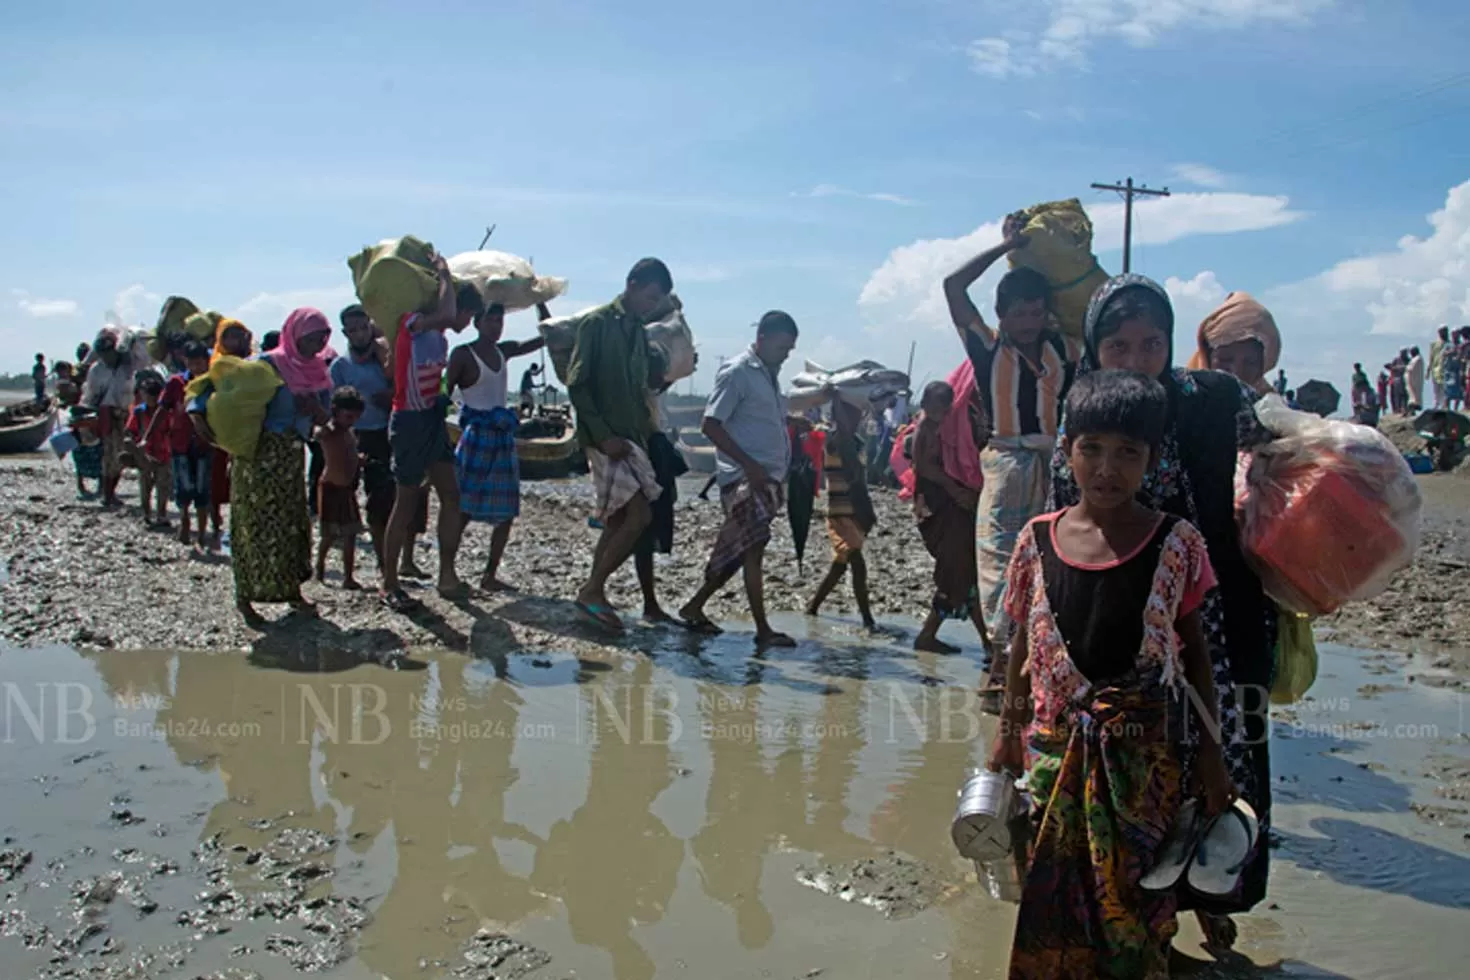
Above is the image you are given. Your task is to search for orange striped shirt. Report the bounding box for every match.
[959,319,1080,440]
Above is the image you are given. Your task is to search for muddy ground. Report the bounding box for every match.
[1,452,1468,668]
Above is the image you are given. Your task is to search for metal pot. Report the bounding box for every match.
[950,769,1019,862]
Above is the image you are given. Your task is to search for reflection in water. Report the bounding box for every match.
[51,634,1470,980]
[530,657,681,980]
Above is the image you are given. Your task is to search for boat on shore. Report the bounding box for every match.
[676,434,717,474]
[517,407,585,480]
[0,398,55,455]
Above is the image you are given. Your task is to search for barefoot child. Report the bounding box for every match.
[805,397,877,629]
[69,407,103,499]
[164,342,214,546]
[126,374,173,527]
[910,381,991,653]
[315,387,365,589]
[989,370,1235,980]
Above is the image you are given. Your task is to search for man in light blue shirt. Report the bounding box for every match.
[679,311,828,647]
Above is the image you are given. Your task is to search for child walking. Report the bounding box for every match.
[69,407,103,499]
[989,370,1235,980]
[806,397,877,629]
[165,342,214,546]
[126,375,173,527]
[909,381,991,653]
[315,387,366,589]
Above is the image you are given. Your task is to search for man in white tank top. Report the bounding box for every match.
[445,302,548,591]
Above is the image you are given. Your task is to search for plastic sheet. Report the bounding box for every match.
[447,250,566,312]
[1235,394,1422,616]
[538,295,695,386]
[787,360,909,410]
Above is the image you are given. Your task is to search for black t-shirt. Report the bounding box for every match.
[1035,513,1179,684]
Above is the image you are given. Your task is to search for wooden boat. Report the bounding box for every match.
[676,438,717,475]
[517,408,584,479]
[0,398,55,454]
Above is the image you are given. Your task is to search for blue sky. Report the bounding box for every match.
[4,0,1470,391]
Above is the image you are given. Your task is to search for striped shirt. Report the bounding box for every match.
[392,314,448,412]
[959,319,1080,440]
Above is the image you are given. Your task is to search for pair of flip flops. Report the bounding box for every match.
[1140,798,1259,896]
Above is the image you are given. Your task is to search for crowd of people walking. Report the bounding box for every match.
[28,212,1450,978]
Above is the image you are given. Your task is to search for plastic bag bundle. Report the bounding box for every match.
[184,356,284,460]
[1271,610,1318,705]
[348,236,460,346]
[1235,394,1422,616]
[538,294,695,385]
[447,250,567,312]
[1006,199,1109,342]
[788,360,909,410]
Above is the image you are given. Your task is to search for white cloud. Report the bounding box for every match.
[1171,163,1229,189]
[12,291,79,318]
[795,183,916,207]
[858,192,1303,332]
[110,284,162,326]
[1267,179,1470,355]
[1162,270,1228,338]
[968,0,1334,77]
[233,285,357,333]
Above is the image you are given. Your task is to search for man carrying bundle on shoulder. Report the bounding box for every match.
[943,214,1081,695]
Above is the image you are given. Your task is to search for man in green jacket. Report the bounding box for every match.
[567,258,674,632]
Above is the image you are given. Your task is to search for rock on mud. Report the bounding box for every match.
[446,928,554,979]
[794,851,955,919]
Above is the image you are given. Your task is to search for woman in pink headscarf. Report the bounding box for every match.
[1187,291,1282,394]
[221,308,335,620]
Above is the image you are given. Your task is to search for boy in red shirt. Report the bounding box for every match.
[162,342,214,545]
[126,374,173,527]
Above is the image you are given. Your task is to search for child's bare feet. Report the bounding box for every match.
[480,575,518,593]
[179,525,192,546]
[915,635,961,654]
[343,578,363,591]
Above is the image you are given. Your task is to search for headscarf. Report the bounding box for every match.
[1081,272,1176,376]
[939,359,984,490]
[1186,291,1281,394]
[270,307,338,395]
[212,318,253,364]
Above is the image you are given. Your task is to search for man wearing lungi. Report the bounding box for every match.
[943,215,1080,692]
[567,258,675,633]
[678,312,830,648]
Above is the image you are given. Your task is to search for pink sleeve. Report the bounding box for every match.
[1002,523,1038,624]
[1178,528,1218,617]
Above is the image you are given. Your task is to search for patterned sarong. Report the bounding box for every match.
[1009,683,1182,980]
[705,480,784,581]
[230,429,311,603]
[456,406,520,524]
[588,442,662,522]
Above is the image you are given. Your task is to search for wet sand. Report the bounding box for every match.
[2,627,1469,979]
[2,455,1469,672]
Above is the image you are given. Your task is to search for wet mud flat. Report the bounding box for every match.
[5,456,1470,674]
[4,622,1470,979]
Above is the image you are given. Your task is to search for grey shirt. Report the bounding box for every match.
[705,349,791,487]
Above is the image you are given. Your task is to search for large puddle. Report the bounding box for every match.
[3,618,1468,979]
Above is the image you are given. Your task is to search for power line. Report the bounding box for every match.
[1090,178,1170,273]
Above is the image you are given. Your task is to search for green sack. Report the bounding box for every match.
[186,356,284,460]
[1006,199,1109,343]
[1271,609,1318,705]
[183,310,224,342]
[347,235,443,347]
[156,296,200,335]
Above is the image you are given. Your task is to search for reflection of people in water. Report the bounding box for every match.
[348,659,547,980]
[531,659,681,980]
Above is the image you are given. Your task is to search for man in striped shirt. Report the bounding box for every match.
[943,216,1080,672]
[380,252,483,611]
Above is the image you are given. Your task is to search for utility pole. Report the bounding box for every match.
[1090,178,1169,273]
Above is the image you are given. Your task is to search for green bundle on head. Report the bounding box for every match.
[1005,199,1110,342]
